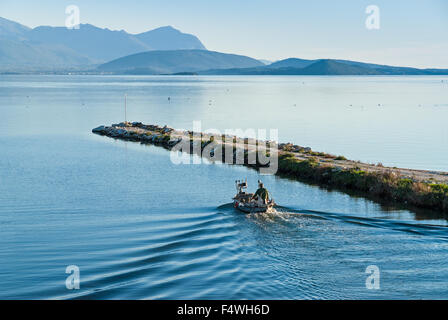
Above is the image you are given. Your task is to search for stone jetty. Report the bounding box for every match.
[93,122,448,214]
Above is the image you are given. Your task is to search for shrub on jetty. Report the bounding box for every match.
[161,134,171,143]
[430,183,448,194]
[278,153,448,213]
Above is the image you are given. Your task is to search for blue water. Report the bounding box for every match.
[1,75,448,299]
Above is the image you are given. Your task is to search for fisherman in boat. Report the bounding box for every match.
[252,181,270,205]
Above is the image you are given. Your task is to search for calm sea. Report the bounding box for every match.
[1,75,448,299]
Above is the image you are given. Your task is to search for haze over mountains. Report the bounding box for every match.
[0,17,205,71]
[1,16,448,75]
[199,59,448,76]
[98,50,264,74]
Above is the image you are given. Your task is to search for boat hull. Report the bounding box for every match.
[233,201,275,214]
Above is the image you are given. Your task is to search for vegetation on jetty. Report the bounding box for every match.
[93,122,448,214]
[278,153,448,213]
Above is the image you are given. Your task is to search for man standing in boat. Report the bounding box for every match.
[253,181,270,205]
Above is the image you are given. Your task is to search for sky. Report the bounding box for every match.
[1,0,447,68]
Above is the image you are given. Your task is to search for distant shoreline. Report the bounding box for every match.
[3,72,448,77]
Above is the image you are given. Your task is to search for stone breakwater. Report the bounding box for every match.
[93,122,448,214]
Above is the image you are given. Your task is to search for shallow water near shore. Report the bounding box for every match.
[1,75,448,299]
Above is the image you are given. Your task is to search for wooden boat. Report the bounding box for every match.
[232,179,275,214]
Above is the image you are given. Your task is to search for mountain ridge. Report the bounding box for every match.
[198,58,448,76]
[97,49,264,74]
[0,16,206,71]
[1,16,448,75]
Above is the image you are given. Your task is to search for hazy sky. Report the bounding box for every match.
[1,0,447,68]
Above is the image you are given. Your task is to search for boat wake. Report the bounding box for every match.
[219,202,448,241]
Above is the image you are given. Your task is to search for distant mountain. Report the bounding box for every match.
[0,17,95,71]
[0,16,207,71]
[199,58,448,75]
[0,17,30,40]
[0,39,94,71]
[258,59,273,65]
[259,57,416,71]
[268,58,315,69]
[27,24,150,63]
[2,16,448,75]
[27,24,205,62]
[298,60,381,75]
[97,49,264,74]
[135,26,205,51]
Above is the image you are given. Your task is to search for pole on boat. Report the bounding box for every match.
[124,93,127,123]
